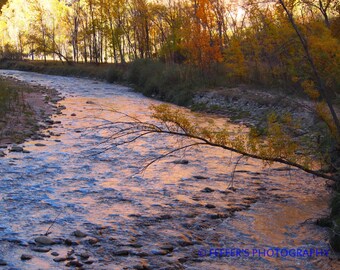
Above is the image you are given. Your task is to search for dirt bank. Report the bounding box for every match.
[0,76,62,148]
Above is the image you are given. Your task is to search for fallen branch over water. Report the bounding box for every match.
[92,104,336,181]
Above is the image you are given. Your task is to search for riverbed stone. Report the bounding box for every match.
[201,187,214,193]
[10,146,23,152]
[73,230,87,238]
[0,151,5,157]
[205,204,216,209]
[34,236,55,245]
[66,261,83,267]
[88,238,99,245]
[113,250,130,256]
[53,257,68,262]
[151,249,169,255]
[173,159,189,164]
[31,247,51,253]
[51,252,59,256]
[79,252,90,259]
[20,254,32,260]
[193,175,208,179]
[35,143,46,147]
[0,259,7,266]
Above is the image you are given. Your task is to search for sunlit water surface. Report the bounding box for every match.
[0,70,336,270]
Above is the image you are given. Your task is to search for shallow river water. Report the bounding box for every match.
[0,70,337,270]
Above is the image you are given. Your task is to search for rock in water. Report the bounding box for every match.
[34,236,55,245]
[173,159,189,164]
[20,254,32,260]
[10,146,24,152]
[73,230,87,238]
[0,151,5,157]
[0,259,7,265]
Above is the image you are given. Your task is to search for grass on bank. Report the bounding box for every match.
[0,78,38,144]
[0,59,309,106]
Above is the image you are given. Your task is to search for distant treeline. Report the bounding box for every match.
[0,0,339,93]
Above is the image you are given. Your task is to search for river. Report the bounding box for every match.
[0,70,336,270]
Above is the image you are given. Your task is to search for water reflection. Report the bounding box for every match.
[0,70,335,269]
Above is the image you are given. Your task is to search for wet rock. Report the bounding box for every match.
[0,259,7,266]
[178,257,189,263]
[160,245,174,252]
[20,254,32,261]
[151,249,169,255]
[257,187,267,191]
[45,119,54,125]
[205,204,216,209]
[209,213,230,219]
[64,239,79,246]
[129,243,143,248]
[173,159,189,165]
[10,146,24,152]
[0,145,7,149]
[83,260,94,265]
[19,240,29,247]
[35,143,46,147]
[71,113,76,116]
[0,151,5,157]
[201,187,214,193]
[22,150,30,153]
[55,139,61,142]
[65,261,83,267]
[88,238,99,245]
[79,252,90,259]
[51,252,59,256]
[73,230,87,238]
[53,257,68,262]
[34,236,55,245]
[193,175,208,179]
[133,263,150,270]
[113,250,130,256]
[31,247,51,253]
[86,101,95,104]
[136,252,149,257]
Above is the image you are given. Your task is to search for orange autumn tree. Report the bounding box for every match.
[181,0,222,71]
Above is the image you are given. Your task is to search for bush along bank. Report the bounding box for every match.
[0,59,234,106]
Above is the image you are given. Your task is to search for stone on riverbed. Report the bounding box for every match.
[201,187,214,193]
[31,247,51,253]
[34,236,55,245]
[88,238,99,245]
[66,261,83,267]
[20,254,32,260]
[10,146,24,152]
[53,257,68,262]
[0,259,7,265]
[73,230,87,238]
[0,151,5,157]
[35,143,46,147]
[173,159,189,164]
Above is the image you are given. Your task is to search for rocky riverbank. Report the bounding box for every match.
[0,76,63,156]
